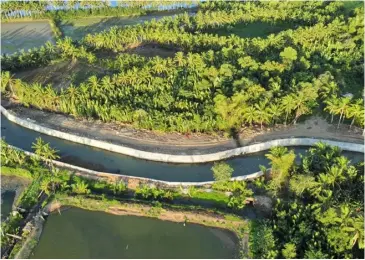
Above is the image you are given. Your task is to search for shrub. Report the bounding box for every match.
[211,162,234,182]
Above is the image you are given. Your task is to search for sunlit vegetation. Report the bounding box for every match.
[1,1,363,135]
[249,143,364,259]
[1,0,195,21]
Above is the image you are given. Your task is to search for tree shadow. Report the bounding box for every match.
[229,127,242,148]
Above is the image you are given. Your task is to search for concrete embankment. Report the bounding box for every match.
[8,145,264,186]
[1,106,363,164]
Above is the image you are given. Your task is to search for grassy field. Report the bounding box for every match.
[205,21,296,38]
[1,21,55,55]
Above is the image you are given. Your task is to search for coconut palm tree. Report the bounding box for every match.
[324,96,339,124]
[346,99,364,129]
[335,97,352,129]
[254,100,270,129]
[31,138,60,166]
[268,103,282,125]
[281,95,296,125]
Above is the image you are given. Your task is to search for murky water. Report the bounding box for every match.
[31,207,238,259]
[1,191,15,221]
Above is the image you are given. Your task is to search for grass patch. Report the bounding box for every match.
[192,190,229,204]
[205,21,296,38]
[1,166,33,180]
[224,214,244,221]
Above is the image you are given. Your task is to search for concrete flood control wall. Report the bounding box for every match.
[1,106,364,164]
[8,145,264,186]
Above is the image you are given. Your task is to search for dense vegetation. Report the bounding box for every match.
[1,1,363,134]
[249,143,364,259]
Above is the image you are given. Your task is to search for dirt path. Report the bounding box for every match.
[3,102,363,155]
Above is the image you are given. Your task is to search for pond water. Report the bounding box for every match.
[1,115,363,183]
[1,21,55,55]
[31,207,238,259]
[1,191,15,221]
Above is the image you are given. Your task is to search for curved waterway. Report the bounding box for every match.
[1,116,363,182]
[31,207,238,259]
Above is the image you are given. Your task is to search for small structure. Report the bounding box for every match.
[342,93,354,99]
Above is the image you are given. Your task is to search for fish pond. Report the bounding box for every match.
[1,191,15,221]
[31,207,238,259]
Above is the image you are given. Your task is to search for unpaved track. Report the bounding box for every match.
[3,102,364,155]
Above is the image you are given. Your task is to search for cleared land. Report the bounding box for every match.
[1,21,55,54]
[127,43,177,58]
[205,21,296,38]
[14,60,107,90]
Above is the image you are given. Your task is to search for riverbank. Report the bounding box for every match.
[1,105,363,164]
[3,103,363,155]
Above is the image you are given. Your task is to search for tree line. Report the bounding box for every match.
[1,0,195,21]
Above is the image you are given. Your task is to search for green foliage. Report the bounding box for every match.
[227,181,253,210]
[189,190,229,207]
[31,137,60,163]
[1,212,23,250]
[266,146,296,195]
[0,166,33,180]
[71,180,90,195]
[211,162,233,182]
[112,181,127,196]
[135,185,176,202]
[282,243,297,259]
[249,220,278,259]
[269,144,364,259]
[2,2,363,134]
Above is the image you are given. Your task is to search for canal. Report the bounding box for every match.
[2,115,363,182]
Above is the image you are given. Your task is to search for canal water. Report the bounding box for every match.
[1,115,363,182]
[31,207,238,259]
